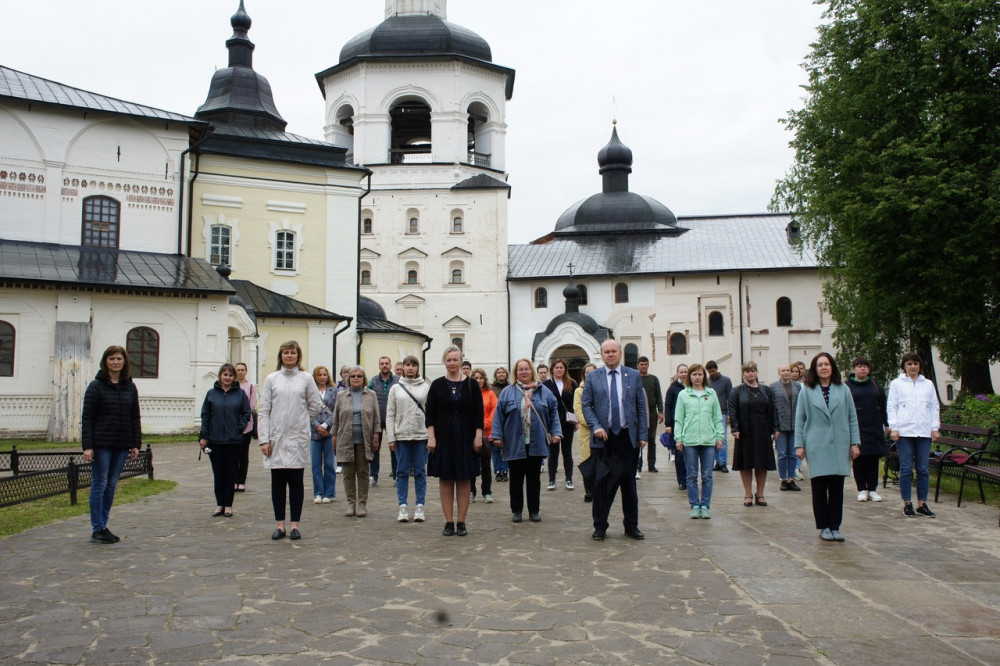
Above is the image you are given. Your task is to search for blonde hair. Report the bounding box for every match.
[441,345,463,363]
[512,358,537,384]
[275,341,303,371]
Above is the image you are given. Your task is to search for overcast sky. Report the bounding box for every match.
[1,0,825,243]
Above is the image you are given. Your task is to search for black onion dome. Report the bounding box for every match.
[340,14,492,63]
[358,296,387,320]
[553,125,678,234]
[195,1,286,130]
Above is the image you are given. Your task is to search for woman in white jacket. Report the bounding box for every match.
[385,355,431,523]
[257,341,323,541]
[887,352,940,518]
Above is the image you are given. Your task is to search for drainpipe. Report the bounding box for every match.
[356,172,372,365]
[176,125,214,255]
[421,337,432,380]
[332,317,352,372]
[738,271,745,368]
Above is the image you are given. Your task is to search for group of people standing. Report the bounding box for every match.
[84,337,942,545]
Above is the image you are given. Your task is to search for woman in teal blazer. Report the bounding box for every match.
[795,353,860,543]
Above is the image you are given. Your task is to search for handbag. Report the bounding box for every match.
[251,411,258,440]
[520,386,554,446]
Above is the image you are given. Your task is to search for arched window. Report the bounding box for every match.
[578,284,588,305]
[390,99,432,163]
[467,101,492,167]
[275,230,295,270]
[127,326,159,378]
[776,297,793,327]
[407,269,419,285]
[624,343,639,369]
[209,225,231,266]
[360,269,372,286]
[0,320,14,376]
[708,311,725,336]
[452,336,465,352]
[408,217,419,234]
[452,216,463,233]
[669,333,687,355]
[362,217,372,234]
[614,282,629,303]
[81,196,120,248]
[534,287,548,309]
[451,268,463,284]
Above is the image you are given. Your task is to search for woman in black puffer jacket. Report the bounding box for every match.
[199,363,251,518]
[82,345,142,544]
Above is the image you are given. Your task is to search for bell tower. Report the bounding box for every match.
[316,5,515,374]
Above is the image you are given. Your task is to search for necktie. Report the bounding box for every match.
[610,370,621,434]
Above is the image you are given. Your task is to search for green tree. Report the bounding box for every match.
[774,0,1000,394]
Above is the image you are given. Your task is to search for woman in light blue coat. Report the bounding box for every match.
[795,353,860,543]
[674,364,724,519]
[491,359,562,523]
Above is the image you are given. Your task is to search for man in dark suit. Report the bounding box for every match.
[581,340,649,541]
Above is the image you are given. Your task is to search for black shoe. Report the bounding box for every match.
[625,528,645,540]
[780,480,790,491]
[212,509,226,517]
[271,528,286,540]
[584,494,593,503]
[678,484,687,491]
[915,504,936,518]
[511,513,522,523]
[102,528,121,542]
[456,522,468,536]
[648,467,658,473]
[471,488,477,501]
[787,481,802,491]
[529,512,541,522]
[903,503,916,517]
[713,463,723,471]
[719,465,729,473]
[592,529,606,541]
[91,530,116,544]
[442,522,455,536]
[289,528,301,540]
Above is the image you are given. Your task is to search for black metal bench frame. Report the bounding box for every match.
[957,449,1000,527]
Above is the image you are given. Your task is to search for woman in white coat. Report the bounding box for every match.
[257,341,323,541]
[887,352,941,518]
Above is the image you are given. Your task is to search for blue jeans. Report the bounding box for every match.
[715,414,729,466]
[492,444,508,474]
[896,436,931,503]
[395,440,428,506]
[89,448,129,532]
[682,445,716,508]
[311,436,336,498]
[775,431,797,480]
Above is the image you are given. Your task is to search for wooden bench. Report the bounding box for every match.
[957,449,1000,526]
[882,423,995,503]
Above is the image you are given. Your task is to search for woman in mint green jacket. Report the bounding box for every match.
[674,364,724,519]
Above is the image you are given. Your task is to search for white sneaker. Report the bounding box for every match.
[321,497,333,503]
[794,471,805,481]
[868,490,882,502]
[397,505,409,523]
[857,490,869,502]
[414,505,425,522]
[314,495,323,504]
[635,470,641,480]
[336,466,343,474]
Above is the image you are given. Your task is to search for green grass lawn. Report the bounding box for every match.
[2,434,196,451]
[0,478,177,538]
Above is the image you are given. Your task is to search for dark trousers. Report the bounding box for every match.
[592,430,640,531]
[644,409,658,470]
[548,432,574,483]
[236,433,252,485]
[370,431,397,481]
[270,468,304,522]
[472,439,492,496]
[673,442,687,485]
[508,456,543,514]
[810,475,844,530]
[209,444,239,508]
[853,455,881,491]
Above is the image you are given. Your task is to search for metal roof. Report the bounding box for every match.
[358,316,431,340]
[229,280,348,321]
[508,214,817,279]
[0,65,200,125]
[0,240,233,295]
[197,125,367,172]
[452,174,511,190]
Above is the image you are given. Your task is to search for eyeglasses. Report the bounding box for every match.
[349,374,364,378]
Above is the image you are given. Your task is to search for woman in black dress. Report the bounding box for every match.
[728,361,779,507]
[426,346,484,536]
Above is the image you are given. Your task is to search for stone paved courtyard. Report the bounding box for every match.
[2,441,999,664]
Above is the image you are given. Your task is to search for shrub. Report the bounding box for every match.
[942,393,1000,432]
